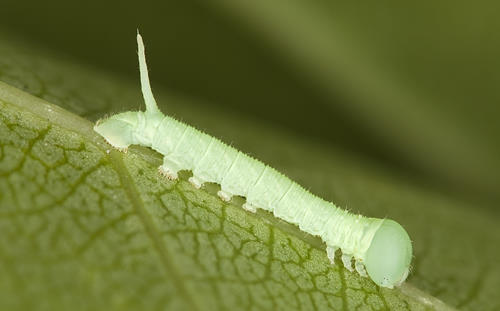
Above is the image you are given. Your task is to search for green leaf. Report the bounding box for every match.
[0,31,497,311]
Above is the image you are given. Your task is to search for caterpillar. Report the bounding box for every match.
[94,32,412,289]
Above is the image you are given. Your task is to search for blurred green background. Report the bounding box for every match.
[1,0,499,209]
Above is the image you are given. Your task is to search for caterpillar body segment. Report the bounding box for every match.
[93,32,413,289]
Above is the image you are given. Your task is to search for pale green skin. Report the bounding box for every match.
[94,33,413,288]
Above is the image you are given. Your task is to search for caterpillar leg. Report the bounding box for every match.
[341,253,354,272]
[158,159,181,180]
[355,260,368,277]
[188,175,205,189]
[242,202,257,213]
[115,146,128,153]
[158,166,178,180]
[217,190,232,202]
[326,246,337,264]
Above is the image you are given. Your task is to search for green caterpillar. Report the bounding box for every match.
[94,32,413,288]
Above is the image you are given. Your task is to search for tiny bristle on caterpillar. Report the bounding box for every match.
[93,32,413,289]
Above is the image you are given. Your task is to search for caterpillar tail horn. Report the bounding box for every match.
[137,31,160,114]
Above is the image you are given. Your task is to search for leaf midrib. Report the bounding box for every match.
[109,150,200,311]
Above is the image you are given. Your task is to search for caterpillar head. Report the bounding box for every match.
[94,111,139,150]
[364,219,412,288]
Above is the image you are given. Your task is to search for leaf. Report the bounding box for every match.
[0,31,497,311]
